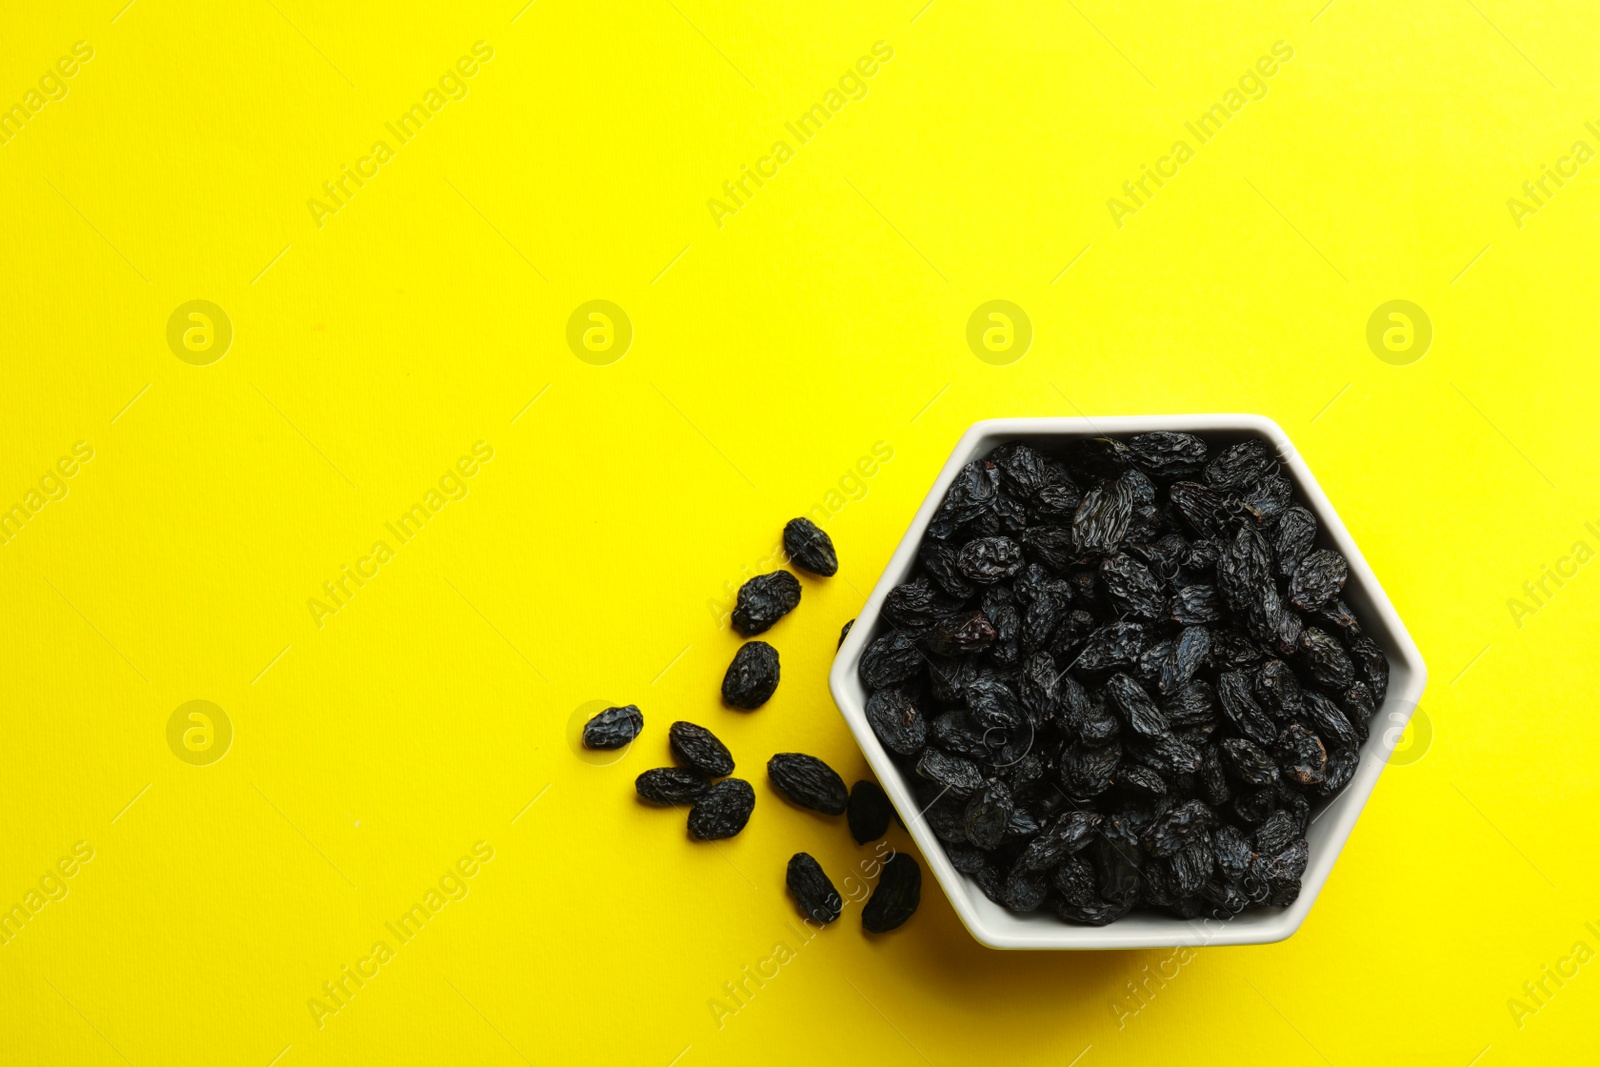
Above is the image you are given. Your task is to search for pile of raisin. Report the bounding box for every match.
[856,434,1390,925]
[583,515,923,934]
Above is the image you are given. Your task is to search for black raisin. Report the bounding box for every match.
[926,611,997,655]
[914,748,984,799]
[1129,431,1208,479]
[731,570,801,636]
[864,686,928,755]
[722,641,780,710]
[635,767,710,805]
[783,517,838,577]
[847,780,893,844]
[1072,479,1134,556]
[786,852,843,924]
[1288,549,1348,611]
[1100,552,1166,620]
[859,631,923,689]
[862,853,921,932]
[963,779,1014,849]
[581,704,642,749]
[688,778,755,839]
[1220,737,1278,786]
[1276,723,1328,786]
[669,721,734,777]
[767,753,848,815]
[1019,811,1102,870]
[957,536,1025,584]
[1205,439,1274,490]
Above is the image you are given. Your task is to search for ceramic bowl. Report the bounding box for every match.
[828,415,1426,949]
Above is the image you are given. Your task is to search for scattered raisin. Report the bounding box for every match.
[688,778,755,839]
[862,852,921,932]
[784,517,839,577]
[669,721,734,777]
[847,780,893,844]
[636,767,711,804]
[732,570,801,636]
[787,852,843,924]
[723,641,780,709]
[582,705,642,749]
[767,753,849,815]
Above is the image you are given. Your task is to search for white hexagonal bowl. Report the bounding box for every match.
[829,415,1427,949]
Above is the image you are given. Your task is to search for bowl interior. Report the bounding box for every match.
[829,416,1425,949]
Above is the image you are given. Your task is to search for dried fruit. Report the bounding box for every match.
[582,705,643,749]
[914,748,984,798]
[859,631,923,689]
[1288,549,1348,612]
[865,686,928,756]
[847,780,893,843]
[838,618,854,648]
[848,432,1392,927]
[926,611,997,655]
[767,753,849,815]
[1205,439,1274,490]
[862,852,921,932]
[787,852,843,924]
[687,778,755,839]
[784,517,839,577]
[957,536,1024,584]
[963,779,1014,850]
[1101,552,1166,620]
[1129,431,1207,479]
[635,767,711,804]
[1072,479,1134,555]
[722,641,780,709]
[1219,737,1277,786]
[731,570,801,636]
[669,721,734,777]
[1276,723,1328,786]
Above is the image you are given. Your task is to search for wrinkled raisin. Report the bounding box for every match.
[862,853,921,932]
[847,780,893,843]
[767,753,848,815]
[865,686,927,756]
[787,852,843,924]
[635,767,711,804]
[784,517,838,577]
[582,705,642,749]
[722,641,780,709]
[688,778,755,839]
[926,611,997,655]
[859,631,923,689]
[669,721,734,777]
[732,570,801,636]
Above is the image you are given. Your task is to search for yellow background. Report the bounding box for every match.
[2,0,1597,1063]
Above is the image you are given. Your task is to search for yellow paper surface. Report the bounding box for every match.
[2,1,1596,1063]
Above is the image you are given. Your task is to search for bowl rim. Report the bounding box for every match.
[827,414,1428,949]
